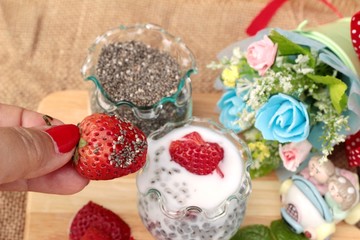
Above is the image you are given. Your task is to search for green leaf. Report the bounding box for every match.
[307,74,348,113]
[270,219,308,240]
[250,163,277,179]
[268,30,315,67]
[249,149,280,179]
[231,224,274,240]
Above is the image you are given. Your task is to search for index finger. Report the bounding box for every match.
[0,104,63,127]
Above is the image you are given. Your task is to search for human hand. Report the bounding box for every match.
[0,104,89,194]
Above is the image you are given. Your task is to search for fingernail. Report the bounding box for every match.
[45,124,80,153]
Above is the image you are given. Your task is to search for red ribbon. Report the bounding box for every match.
[246,0,343,36]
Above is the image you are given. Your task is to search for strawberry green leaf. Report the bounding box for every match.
[307,74,348,113]
[78,138,88,148]
[268,30,315,67]
[270,219,308,240]
[230,224,274,240]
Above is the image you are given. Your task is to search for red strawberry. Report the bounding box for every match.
[169,131,224,177]
[69,201,131,240]
[345,130,360,167]
[351,11,360,60]
[80,226,112,240]
[73,113,147,180]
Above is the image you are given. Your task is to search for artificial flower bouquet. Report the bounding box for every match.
[209,19,360,178]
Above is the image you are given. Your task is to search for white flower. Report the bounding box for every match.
[236,78,253,96]
[232,47,243,59]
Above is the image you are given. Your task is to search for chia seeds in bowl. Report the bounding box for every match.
[81,24,197,135]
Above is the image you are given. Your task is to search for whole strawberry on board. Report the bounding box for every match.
[351,10,360,60]
[79,226,112,240]
[69,201,133,240]
[345,130,360,168]
[73,113,148,180]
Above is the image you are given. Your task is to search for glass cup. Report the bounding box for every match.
[136,117,252,240]
[81,23,197,136]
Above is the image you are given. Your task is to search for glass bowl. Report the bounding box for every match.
[136,117,252,240]
[81,23,197,135]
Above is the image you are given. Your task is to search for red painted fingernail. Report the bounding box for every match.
[45,124,80,153]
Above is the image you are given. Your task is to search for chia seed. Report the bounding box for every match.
[96,40,181,106]
[137,155,251,240]
[92,40,192,135]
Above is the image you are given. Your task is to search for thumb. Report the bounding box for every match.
[0,124,80,184]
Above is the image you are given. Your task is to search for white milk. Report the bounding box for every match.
[137,124,244,210]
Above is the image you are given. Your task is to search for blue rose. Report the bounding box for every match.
[254,93,310,143]
[217,89,246,133]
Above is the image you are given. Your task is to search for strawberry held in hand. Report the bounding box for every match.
[74,113,147,180]
[69,201,132,240]
[169,131,225,177]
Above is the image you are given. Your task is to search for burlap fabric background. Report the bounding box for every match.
[0,0,359,239]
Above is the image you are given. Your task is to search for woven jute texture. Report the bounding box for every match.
[0,0,359,239]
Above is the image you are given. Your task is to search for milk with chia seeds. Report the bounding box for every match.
[136,123,250,240]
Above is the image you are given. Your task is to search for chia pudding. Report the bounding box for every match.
[89,40,193,136]
[136,119,252,240]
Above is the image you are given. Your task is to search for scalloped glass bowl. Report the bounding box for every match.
[136,117,252,240]
[81,23,197,135]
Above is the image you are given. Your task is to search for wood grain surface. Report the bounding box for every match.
[24,90,358,239]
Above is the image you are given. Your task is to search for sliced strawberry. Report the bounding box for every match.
[80,226,112,240]
[169,131,224,176]
[351,11,360,60]
[183,131,205,144]
[73,113,147,180]
[69,201,131,240]
[345,130,360,167]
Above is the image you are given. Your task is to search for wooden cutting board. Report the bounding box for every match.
[24,90,357,239]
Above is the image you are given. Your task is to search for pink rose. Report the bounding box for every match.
[246,35,277,76]
[279,140,312,172]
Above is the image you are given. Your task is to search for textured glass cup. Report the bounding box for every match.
[136,117,252,240]
[81,23,197,135]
